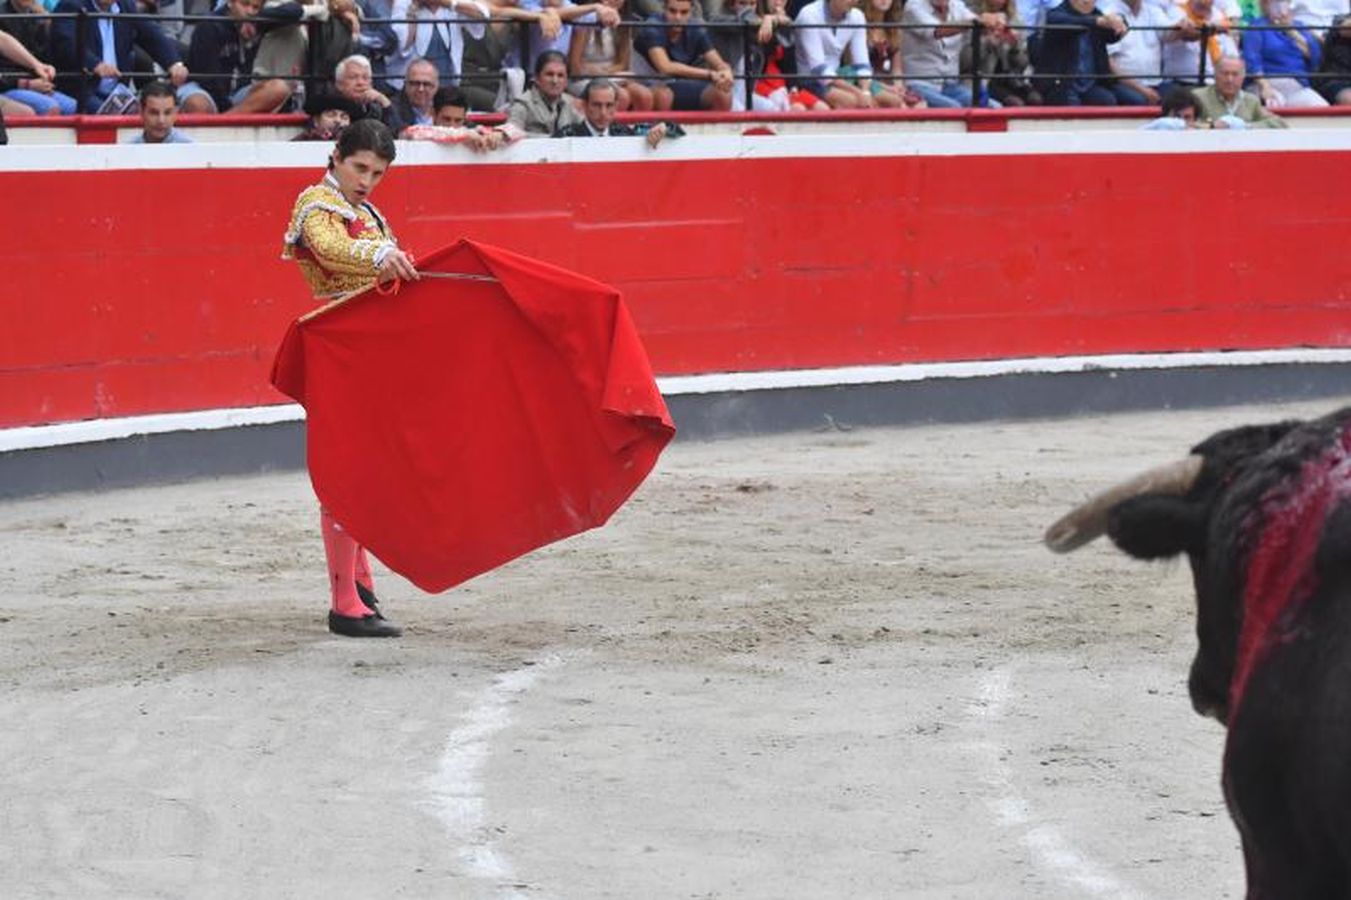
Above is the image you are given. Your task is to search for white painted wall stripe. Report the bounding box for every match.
[3,127,1350,173]
[3,348,1349,453]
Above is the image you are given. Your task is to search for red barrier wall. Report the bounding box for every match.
[2,134,1350,429]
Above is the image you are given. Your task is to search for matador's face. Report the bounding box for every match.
[330,149,389,206]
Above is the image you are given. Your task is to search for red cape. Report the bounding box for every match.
[271,239,675,593]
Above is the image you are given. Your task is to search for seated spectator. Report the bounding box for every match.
[506,48,587,131]
[635,0,734,110]
[1160,0,1237,88]
[388,0,490,88]
[963,0,1042,105]
[751,0,820,109]
[182,0,294,113]
[1104,0,1169,104]
[1039,0,1132,104]
[433,84,470,122]
[900,0,1006,107]
[1140,84,1202,125]
[453,1,586,109]
[291,91,363,139]
[1293,0,1348,29]
[569,0,654,110]
[629,0,695,15]
[1016,0,1058,64]
[312,0,364,80]
[858,0,928,108]
[1243,0,1327,106]
[792,0,878,108]
[249,0,332,100]
[403,83,522,145]
[1317,12,1351,103]
[127,80,193,142]
[51,0,190,112]
[516,0,621,73]
[354,0,402,87]
[552,75,678,141]
[707,0,794,109]
[0,0,77,115]
[458,12,523,110]
[553,74,627,132]
[1193,53,1290,123]
[385,56,441,130]
[330,53,400,122]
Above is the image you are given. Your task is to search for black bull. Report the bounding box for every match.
[1047,407,1351,899]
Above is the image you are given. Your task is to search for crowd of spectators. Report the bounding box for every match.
[3,0,1351,133]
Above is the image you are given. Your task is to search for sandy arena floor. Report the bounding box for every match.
[5,396,1348,899]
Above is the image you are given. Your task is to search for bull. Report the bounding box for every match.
[1046,407,1351,899]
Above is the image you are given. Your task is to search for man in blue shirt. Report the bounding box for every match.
[51,0,188,112]
[634,0,734,110]
[128,81,194,143]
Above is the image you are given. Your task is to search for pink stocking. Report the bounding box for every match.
[354,547,374,593]
[320,508,367,617]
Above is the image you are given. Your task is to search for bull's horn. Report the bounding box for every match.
[1044,454,1204,554]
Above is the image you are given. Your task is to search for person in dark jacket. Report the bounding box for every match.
[51,0,189,111]
[382,56,440,134]
[1317,13,1351,105]
[182,0,294,112]
[1,0,77,115]
[551,77,681,146]
[1038,0,1134,105]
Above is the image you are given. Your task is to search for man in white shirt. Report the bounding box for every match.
[792,0,878,107]
[1292,0,1349,26]
[900,0,1006,107]
[388,0,489,88]
[1106,0,1170,102]
[1160,0,1237,87]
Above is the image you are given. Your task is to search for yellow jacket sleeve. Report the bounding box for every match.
[299,208,391,277]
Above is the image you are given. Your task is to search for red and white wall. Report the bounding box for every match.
[3,129,1350,448]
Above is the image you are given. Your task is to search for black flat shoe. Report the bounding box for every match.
[328,610,403,638]
[355,582,384,618]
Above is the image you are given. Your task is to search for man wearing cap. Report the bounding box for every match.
[291,92,365,140]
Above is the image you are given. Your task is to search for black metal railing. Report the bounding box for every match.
[0,9,1342,115]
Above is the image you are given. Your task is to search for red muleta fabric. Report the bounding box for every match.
[271,238,676,593]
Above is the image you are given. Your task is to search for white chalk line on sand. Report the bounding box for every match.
[961,666,1149,900]
[425,653,568,899]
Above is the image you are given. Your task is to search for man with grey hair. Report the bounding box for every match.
[332,53,395,123]
[1193,55,1290,127]
[386,56,441,132]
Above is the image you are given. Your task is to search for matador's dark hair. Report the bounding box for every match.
[334,117,397,164]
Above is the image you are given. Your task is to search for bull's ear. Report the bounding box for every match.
[1106,495,1207,559]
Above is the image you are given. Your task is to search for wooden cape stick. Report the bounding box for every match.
[298,272,500,324]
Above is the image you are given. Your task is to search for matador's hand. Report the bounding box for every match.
[378,249,420,283]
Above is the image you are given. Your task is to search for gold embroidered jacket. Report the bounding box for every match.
[282,173,398,299]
